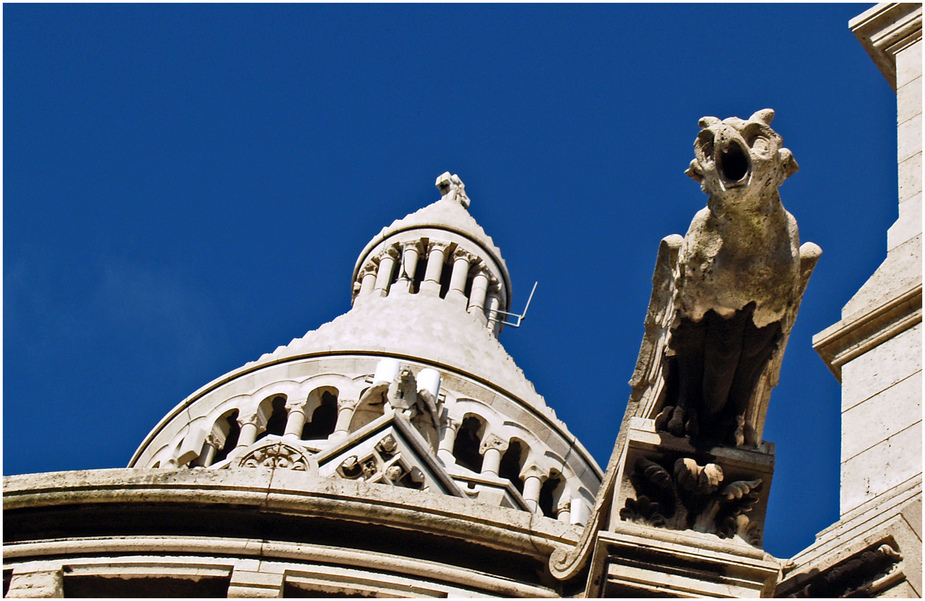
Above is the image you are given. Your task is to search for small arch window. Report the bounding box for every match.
[303,390,338,439]
[258,396,288,440]
[539,472,566,518]
[498,440,527,493]
[211,410,240,464]
[452,416,485,473]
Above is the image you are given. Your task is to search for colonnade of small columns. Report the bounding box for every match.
[435,415,574,522]
[160,375,586,525]
[174,390,361,468]
[354,240,505,334]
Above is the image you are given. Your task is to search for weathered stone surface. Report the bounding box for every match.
[897,72,921,126]
[841,370,921,462]
[6,566,64,598]
[896,37,922,88]
[841,420,922,512]
[639,109,821,448]
[898,112,922,164]
[899,152,922,203]
[680,109,802,329]
[841,321,922,412]
[888,193,921,249]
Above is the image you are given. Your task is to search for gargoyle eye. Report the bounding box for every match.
[750,136,770,156]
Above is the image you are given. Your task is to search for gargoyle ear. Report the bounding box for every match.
[779,148,799,180]
[750,108,775,125]
[698,116,721,128]
[685,159,704,183]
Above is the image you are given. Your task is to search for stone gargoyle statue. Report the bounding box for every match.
[632,109,822,448]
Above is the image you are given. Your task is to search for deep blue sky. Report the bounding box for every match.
[5,4,898,560]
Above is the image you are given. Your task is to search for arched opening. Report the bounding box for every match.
[452,415,485,473]
[498,440,527,493]
[303,390,338,440]
[438,253,454,299]
[257,396,288,441]
[211,410,240,465]
[411,255,426,293]
[463,263,477,300]
[539,472,566,518]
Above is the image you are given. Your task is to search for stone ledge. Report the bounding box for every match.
[850,3,923,90]
[4,538,559,598]
[813,283,921,380]
[3,468,579,561]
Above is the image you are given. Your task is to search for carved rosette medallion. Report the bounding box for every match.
[237,442,312,471]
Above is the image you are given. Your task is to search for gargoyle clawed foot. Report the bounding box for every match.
[655,405,699,438]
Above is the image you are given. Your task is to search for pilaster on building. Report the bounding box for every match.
[780,3,922,597]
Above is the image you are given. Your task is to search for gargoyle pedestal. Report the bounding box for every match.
[550,110,820,597]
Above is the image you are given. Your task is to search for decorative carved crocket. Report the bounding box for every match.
[645,109,821,447]
[621,454,764,545]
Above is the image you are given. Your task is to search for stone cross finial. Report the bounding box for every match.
[435,172,470,209]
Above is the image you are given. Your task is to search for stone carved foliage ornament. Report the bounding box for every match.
[479,433,509,455]
[237,441,313,472]
[632,109,821,447]
[620,455,764,546]
[788,543,902,598]
[335,433,426,490]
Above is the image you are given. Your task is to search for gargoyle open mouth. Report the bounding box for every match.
[718,142,750,187]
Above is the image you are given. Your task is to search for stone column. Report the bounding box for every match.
[236,412,264,449]
[396,241,424,294]
[420,242,448,296]
[354,264,378,305]
[479,434,509,477]
[283,400,309,441]
[446,249,472,305]
[521,465,548,513]
[373,248,399,297]
[467,268,491,324]
[485,285,503,333]
[331,398,358,442]
[200,433,220,467]
[437,417,461,466]
[556,499,572,523]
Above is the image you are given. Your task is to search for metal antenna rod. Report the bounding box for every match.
[494,281,538,328]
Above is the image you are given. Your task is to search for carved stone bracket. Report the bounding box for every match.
[620,454,764,546]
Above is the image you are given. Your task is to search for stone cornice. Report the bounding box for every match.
[850,3,923,90]
[813,284,922,380]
